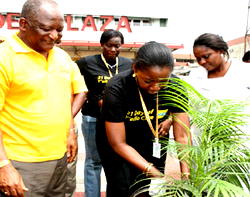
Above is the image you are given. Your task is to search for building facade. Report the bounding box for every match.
[227,35,250,60]
[0,11,184,60]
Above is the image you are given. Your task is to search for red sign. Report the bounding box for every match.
[0,13,132,32]
[0,13,19,29]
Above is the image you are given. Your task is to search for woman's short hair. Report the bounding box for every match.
[133,41,174,71]
[100,29,124,45]
[193,33,229,59]
[242,50,250,62]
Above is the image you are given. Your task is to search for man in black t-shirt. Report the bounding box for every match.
[76,29,132,197]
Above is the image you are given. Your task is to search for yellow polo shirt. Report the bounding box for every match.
[0,33,87,162]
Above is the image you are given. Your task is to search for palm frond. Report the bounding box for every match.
[137,78,250,196]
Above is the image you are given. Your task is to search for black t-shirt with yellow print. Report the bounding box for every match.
[97,69,185,169]
[76,54,132,117]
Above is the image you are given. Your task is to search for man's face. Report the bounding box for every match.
[21,5,64,54]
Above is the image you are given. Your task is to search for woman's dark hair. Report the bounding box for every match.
[134,41,174,71]
[100,29,124,45]
[242,50,250,62]
[193,33,229,59]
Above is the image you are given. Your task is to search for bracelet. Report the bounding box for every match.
[0,160,10,168]
[182,172,190,178]
[69,127,78,134]
[144,163,154,176]
[167,115,173,121]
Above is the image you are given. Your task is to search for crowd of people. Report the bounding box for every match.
[0,0,249,197]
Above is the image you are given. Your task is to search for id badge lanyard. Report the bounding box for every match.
[101,54,118,77]
[138,89,161,158]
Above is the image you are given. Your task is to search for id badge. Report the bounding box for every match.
[153,138,161,158]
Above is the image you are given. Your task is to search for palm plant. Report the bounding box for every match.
[136,78,250,197]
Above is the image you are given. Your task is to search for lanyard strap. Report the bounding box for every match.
[138,88,159,139]
[101,54,118,77]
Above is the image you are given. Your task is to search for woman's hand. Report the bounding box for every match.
[158,118,172,136]
[147,165,164,178]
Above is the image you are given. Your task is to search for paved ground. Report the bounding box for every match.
[74,113,107,196]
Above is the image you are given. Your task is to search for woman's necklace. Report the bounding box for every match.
[101,54,119,77]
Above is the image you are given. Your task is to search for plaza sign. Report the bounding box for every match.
[0,13,132,32]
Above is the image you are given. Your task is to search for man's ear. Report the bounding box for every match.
[19,17,28,31]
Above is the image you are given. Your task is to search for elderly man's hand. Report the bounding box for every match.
[0,164,28,196]
[67,128,78,163]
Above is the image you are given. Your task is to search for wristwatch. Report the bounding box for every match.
[69,127,78,135]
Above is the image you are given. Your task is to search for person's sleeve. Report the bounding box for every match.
[160,80,189,113]
[102,82,125,122]
[0,62,11,110]
[75,58,87,76]
[71,61,88,94]
[188,66,207,79]
[171,89,188,113]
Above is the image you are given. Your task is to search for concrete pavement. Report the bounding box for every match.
[74,113,106,196]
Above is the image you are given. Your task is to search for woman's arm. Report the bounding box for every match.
[105,121,163,178]
[172,112,191,178]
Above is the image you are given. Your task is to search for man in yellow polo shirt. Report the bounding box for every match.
[0,0,87,196]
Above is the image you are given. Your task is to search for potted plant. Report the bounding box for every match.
[134,78,250,197]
